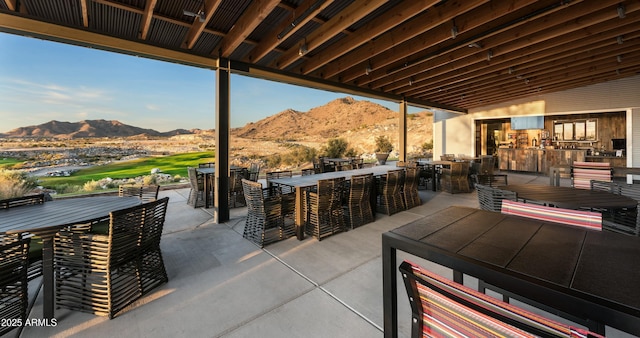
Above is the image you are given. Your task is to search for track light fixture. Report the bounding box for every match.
[468,42,482,48]
[487,49,493,61]
[617,4,626,18]
[183,9,205,23]
[365,62,372,75]
[298,40,308,56]
[451,25,458,39]
[617,35,624,44]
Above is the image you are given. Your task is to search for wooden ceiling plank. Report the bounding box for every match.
[318,0,491,81]
[299,0,442,75]
[3,0,16,11]
[367,0,625,91]
[441,55,640,106]
[80,0,89,27]
[402,14,640,99]
[337,0,544,84]
[456,62,640,107]
[245,0,334,63]
[219,0,281,58]
[274,0,388,70]
[138,0,158,40]
[421,39,640,102]
[181,0,223,50]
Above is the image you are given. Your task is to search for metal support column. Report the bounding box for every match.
[399,100,407,162]
[214,59,230,223]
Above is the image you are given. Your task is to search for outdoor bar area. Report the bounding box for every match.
[2,1,640,338]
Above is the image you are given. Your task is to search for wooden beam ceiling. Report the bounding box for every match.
[1,0,638,112]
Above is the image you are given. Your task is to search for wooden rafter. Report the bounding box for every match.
[314,0,490,80]
[368,0,631,93]
[138,0,157,40]
[244,0,334,63]
[181,0,223,50]
[3,0,16,11]
[273,0,388,70]
[218,0,281,58]
[299,0,442,75]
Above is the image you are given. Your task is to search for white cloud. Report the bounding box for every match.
[145,104,160,111]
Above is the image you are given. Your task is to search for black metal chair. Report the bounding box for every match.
[346,173,374,229]
[241,179,295,247]
[475,184,518,212]
[54,198,169,319]
[0,235,30,337]
[472,173,508,187]
[304,177,347,240]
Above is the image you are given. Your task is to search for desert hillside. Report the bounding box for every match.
[231,96,433,156]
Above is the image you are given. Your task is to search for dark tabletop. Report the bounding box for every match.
[0,196,141,234]
[501,184,637,209]
[388,206,640,334]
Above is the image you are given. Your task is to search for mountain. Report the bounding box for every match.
[1,119,194,139]
[232,96,399,140]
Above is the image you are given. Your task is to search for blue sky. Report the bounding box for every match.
[0,32,408,133]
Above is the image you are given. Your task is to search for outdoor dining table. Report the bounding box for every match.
[382,206,640,337]
[269,165,395,240]
[417,160,451,191]
[500,184,637,210]
[0,195,142,319]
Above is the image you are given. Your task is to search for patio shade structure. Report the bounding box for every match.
[2,0,639,222]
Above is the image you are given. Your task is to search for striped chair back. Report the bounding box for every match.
[400,260,604,338]
[501,200,602,231]
[571,162,612,190]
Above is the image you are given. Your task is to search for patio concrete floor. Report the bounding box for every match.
[17,170,635,338]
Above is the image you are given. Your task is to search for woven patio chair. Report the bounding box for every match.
[351,157,364,169]
[338,163,353,171]
[441,161,471,193]
[247,162,261,181]
[266,170,295,217]
[54,197,169,319]
[402,167,421,209]
[118,184,160,202]
[440,154,455,161]
[0,193,46,209]
[198,162,214,168]
[346,173,374,229]
[0,194,49,281]
[229,168,248,208]
[400,260,604,338]
[187,167,206,208]
[301,168,315,176]
[0,235,29,337]
[242,179,295,247]
[475,184,517,212]
[377,169,406,215]
[304,177,347,240]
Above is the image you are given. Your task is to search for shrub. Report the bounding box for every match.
[322,138,349,158]
[83,180,102,192]
[374,135,393,153]
[0,169,38,199]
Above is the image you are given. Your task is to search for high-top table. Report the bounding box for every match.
[382,206,640,337]
[269,165,397,239]
[501,184,637,209]
[1,196,141,319]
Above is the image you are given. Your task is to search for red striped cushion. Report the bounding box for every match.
[501,200,602,231]
[571,162,611,189]
[402,261,604,338]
